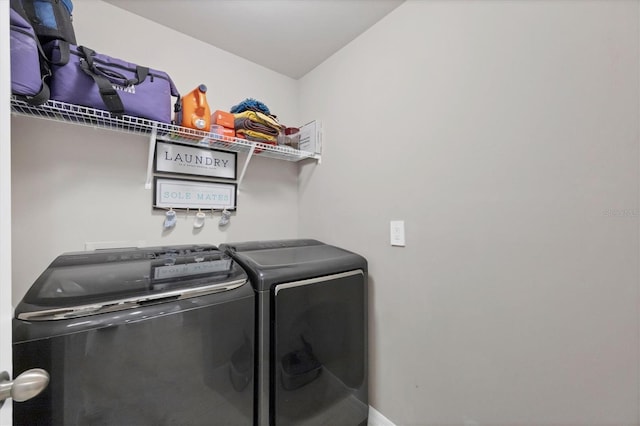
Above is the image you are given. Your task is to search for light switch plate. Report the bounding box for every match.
[390,220,405,246]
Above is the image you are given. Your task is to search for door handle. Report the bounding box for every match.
[0,369,49,407]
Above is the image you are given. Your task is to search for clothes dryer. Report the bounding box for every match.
[221,239,368,426]
[13,245,254,426]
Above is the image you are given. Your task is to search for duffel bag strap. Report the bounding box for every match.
[92,64,149,87]
[132,66,149,86]
[78,45,96,68]
[79,60,125,116]
[77,46,124,116]
[23,81,50,106]
[51,40,70,65]
[19,81,50,106]
[78,45,149,87]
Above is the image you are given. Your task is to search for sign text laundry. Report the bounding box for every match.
[164,152,230,168]
[155,141,237,179]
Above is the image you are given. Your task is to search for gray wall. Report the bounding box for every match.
[11,1,640,424]
[11,1,301,307]
[298,1,640,425]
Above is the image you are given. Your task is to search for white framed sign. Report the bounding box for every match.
[154,178,236,211]
[155,141,237,180]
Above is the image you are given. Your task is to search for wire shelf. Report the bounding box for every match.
[10,98,320,162]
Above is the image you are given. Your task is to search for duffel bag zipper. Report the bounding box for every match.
[67,48,162,84]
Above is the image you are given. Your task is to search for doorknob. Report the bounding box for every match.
[0,369,49,407]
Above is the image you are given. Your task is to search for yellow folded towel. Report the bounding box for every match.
[233,110,281,130]
[236,129,277,142]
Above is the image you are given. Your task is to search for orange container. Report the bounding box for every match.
[211,124,236,142]
[176,84,211,131]
[221,127,235,138]
[212,110,235,129]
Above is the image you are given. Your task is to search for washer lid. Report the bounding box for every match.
[16,245,248,320]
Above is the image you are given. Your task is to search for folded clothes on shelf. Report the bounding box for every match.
[235,130,276,145]
[230,99,298,153]
[234,117,279,137]
[233,109,282,147]
[236,129,277,142]
[233,110,281,130]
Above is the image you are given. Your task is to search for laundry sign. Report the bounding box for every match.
[155,141,237,180]
[154,178,236,211]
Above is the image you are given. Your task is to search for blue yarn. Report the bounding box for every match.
[230,98,271,115]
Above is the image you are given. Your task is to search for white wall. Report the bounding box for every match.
[11,1,301,306]
[299,1,640,425]
[1,0,14,423]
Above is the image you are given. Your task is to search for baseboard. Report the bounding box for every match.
[368,406,396,426]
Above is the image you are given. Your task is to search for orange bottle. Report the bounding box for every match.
[177,84,211,131]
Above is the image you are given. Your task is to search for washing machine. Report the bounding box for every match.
[220,239,368,426]
[13,244,255,426]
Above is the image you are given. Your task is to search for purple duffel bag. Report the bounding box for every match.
[10,8,50,105]
[46,40,180,123]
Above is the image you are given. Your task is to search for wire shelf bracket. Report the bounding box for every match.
[144,125,158,190]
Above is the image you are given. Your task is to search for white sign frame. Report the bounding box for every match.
[154,178,236,211]
[155,141,237,180]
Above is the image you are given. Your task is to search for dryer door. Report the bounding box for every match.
[273,270,368,426]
